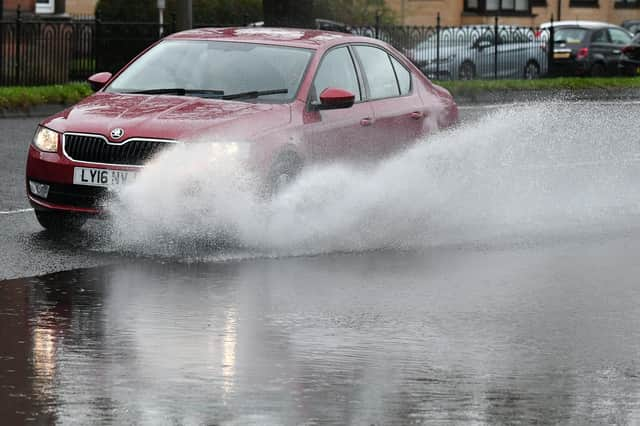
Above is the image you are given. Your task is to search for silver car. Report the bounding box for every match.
[405,25,548,80]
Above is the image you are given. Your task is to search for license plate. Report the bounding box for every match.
[73,167,137,188]
[554,52,571,59]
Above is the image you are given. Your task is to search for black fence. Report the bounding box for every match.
[0,9,179,86]
[352,16,555,81]
[1,11,560,86]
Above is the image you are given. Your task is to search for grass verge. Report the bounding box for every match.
[0,83,92,111]
[435,77,640,97]
[1,77,639,110]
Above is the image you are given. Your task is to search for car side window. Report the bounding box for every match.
[609,29,632,45]
[389,56,411,96]
[311,47,361,104]
[353,45,400,100]
[591,30,609,43]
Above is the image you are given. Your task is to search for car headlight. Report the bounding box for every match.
[32,126,59,152]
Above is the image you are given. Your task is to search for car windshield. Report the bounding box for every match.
[106,40,314,103]
[554,28,588,44]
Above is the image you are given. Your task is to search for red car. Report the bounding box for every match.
[26,27,458,231]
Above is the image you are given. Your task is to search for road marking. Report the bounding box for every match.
[0,208,34,215]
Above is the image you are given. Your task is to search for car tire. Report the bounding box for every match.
[458,61,475,80]
[268,152,303,196]
[590,62,606,77]
[34,210,87,232]
[524,61,540,79]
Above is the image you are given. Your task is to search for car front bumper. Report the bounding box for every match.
[26,145,137,215]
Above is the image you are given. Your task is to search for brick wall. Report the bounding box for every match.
[385,0,640,27]
[65,0,97,16]
[4,0,36,13]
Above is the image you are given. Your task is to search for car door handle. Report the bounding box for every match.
[409,111,424,120]
[360,117,373,127]
[613,49,621,54]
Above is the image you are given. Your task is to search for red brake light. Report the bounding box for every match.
[576,47,589,60]
[622,45,634,54]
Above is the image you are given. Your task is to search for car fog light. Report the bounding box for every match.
[29,180,50,199]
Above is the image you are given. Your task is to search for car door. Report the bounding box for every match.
[304,46,375,162]
[608,28,633,73]
[352,45,427,158]
[472,32,497,78]
[589,29,614,74]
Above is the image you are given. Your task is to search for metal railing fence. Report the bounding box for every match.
[0,10,558,86]
[352,15,555,81]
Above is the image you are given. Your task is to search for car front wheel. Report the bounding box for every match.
[34,210,87,232]
[590,62,606,77]
[459,61,475,80]
[268,153,303,196]
[524,61,540,79]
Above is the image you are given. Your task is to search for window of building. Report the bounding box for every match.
[35,0,55,14]
[569,0,599,7]
[615,0,640,8]
[532,0,547,6]
[464,0,531,14]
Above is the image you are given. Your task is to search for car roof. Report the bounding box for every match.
[541,20,622,29]
[165,27,372,49]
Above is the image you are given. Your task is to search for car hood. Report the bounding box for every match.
[42,92,292,142]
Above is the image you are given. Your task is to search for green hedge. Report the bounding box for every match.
[435,77,640,97]
[1,77,639,111]
[0,83,93,111]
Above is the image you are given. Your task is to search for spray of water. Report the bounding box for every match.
[105,102,640,258]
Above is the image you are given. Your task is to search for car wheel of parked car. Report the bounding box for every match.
[524,61,540,79]
[268,152,303,196]
[459,61,475,80]
[590,62,606,77]
[35,210,87,232]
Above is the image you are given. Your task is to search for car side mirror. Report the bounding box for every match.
[87,72,112,92]
[314,88,355,110]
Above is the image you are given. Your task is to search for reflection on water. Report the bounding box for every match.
[2,234,640,424]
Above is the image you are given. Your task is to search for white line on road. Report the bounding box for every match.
[0,208,34,215]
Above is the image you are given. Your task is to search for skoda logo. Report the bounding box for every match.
[110,128,125,140]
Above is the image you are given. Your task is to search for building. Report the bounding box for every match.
[387,0,640,27]
[2,0,98,17]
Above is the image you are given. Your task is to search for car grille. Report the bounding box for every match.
[41,183,109,209]
[64,134,173,166]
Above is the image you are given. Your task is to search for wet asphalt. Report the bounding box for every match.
[2,102,640,424]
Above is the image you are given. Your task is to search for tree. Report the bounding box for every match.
[95,0,262,26]
[263,0,313,27]
[313,0,396,26]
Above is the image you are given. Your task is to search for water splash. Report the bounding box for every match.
[106,102,640,258]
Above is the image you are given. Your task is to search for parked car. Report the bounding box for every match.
[404,25,547,80]
[25,27,458,231]
[622,20,640,35]
[549,22,633,76]
[620,32,640,76]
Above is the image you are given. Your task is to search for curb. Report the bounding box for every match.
[452,88,640,105]
[0,104,69,119]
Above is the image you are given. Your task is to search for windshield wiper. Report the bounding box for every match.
[222,88,288,100]
[122,88,225,97]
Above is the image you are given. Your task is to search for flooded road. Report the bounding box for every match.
[3,228,640,424]
[2,101,640,424]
